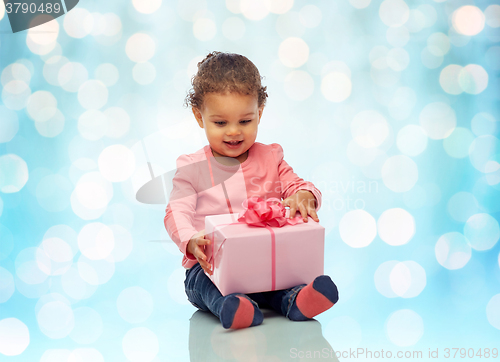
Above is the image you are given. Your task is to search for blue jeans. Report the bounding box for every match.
[184,263,306,319]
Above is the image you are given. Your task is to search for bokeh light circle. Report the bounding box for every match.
[193,18,217,41]
[78,223,115,260]
[0,318,30,356]
[104,107,130,138]
[439,64,463,95]
[321,72,352,103]
[459,64,488,95]
[63,8,93,38]
[240,0,270,21]
[375,261,399,298]
[485,5,500,28]
[0,106,19,143]
[447,192,479,223]
[278,37,309,68]
[98,145,135,182]
[386,26,409,47]
[132,0,162,14]
[427,32,450,57]
[77,255,115,286]
[377,208,415,246]
[0,154,29,193]
[78,109,107,141]
[486,294,500,330]
[435,232,471,270]
[381,155,418,193]
[351,110,388,148]
[443,127,475,159]
[77,80,108,110]
[37,237,73,276]
[283,70,314,101]
[69,307,103,344]
[419,102,456,140]
[117,287,154,323]
[389,261,426,298]
[299,5,322,27]
[388,86,417,120]
[464,213,500,251]
[386,309,424,346]
[421,47,443,69]
[452,6,485,36]
[339,210,377,248]
[15,247,49,285]
[122,327,159,362]
[379,0,409,27]
[37,301,74,339]
[58,62,89,93]
[1,80,31,110]
[69,348,104,361]
[0,267,15,303]
[396,125,428,156]
[126,33,156,63]
[468,135,499,173]
[387,48,410,71]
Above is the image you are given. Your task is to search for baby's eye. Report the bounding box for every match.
[214,121,226,126]
[241,120,251,124]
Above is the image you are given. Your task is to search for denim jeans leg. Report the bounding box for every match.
[185,263,225,318]
[185,263,262,321]
[247,284,306,317]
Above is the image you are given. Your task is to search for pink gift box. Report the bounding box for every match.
[204,212,325,296]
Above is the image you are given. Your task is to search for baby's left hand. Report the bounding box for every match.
[281,190,319,223]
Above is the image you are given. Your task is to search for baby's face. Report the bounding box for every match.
[193,92,264,163]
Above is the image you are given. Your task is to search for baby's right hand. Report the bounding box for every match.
[187,230,213,275]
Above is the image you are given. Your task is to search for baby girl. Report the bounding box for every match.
[164,51,338,329]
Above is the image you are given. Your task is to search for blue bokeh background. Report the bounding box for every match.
[0,0,499,360]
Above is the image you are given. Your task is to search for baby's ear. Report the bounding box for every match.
[192,108,204,127]
[258,105,264,120]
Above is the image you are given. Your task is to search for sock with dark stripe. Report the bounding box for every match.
[288,275,339,321]
[220,295,264,329]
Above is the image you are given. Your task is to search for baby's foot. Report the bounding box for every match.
[288,275,339,321]
[220,295,263,329]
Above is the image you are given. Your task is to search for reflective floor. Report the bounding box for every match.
[188,309,339,362]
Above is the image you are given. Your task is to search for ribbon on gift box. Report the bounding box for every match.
[209,197,305,291]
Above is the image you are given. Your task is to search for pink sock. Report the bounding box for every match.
[230,296,254,329]
[295,276,338,319]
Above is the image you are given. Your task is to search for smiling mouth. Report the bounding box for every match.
[224,141,243,145]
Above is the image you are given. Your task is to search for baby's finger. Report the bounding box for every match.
[193,246,207,261]
[200,259,212,275]
[308,207,320,222]
[289,205,297,219]
[298,203,308,222]
[197,238,211,246]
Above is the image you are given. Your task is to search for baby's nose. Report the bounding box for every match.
[226,125,241,135]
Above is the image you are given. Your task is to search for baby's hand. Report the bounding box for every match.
[281,190,319,223]
[187,230,213,275]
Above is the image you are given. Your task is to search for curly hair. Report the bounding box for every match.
[184,51,268,109]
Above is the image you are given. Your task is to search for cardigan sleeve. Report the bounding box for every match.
[271,143,322,211]
[164,154,200,260]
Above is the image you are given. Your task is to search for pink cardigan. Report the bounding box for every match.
[164,142,322,269]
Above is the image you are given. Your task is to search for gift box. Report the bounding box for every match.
[204,197,325,296]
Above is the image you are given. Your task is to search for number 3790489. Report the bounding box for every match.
[5,2,62,14]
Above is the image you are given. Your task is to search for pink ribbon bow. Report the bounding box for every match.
[237,196,304,227]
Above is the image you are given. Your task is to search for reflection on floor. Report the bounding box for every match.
[188,308,340,361]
